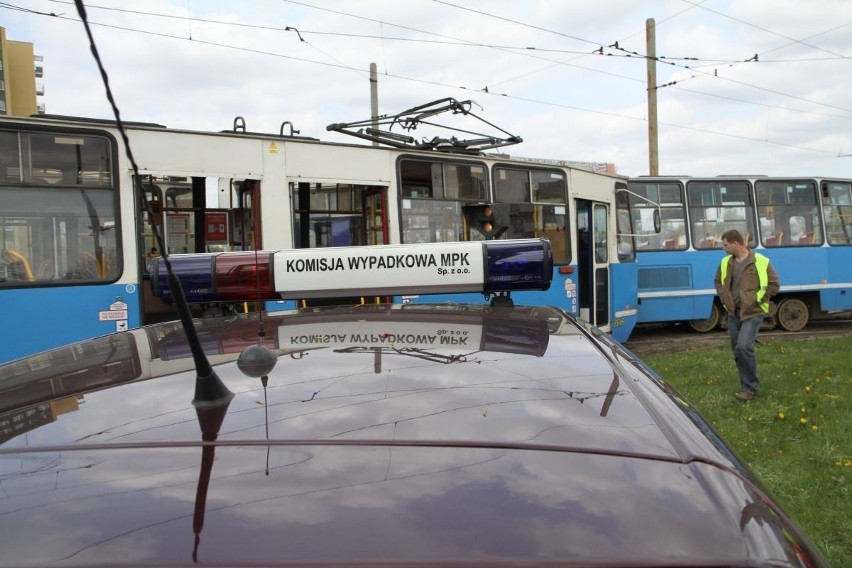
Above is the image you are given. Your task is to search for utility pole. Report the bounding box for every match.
[370,63,379,147]
[646,18,659,175]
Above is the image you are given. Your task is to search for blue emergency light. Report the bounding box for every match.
[150,238,552,303]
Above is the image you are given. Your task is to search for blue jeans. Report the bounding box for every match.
[727,313,764,394]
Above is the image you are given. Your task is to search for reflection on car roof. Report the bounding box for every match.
[0,303,828,566]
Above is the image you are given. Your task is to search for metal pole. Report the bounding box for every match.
[370,63,379,147]
[646,18,659,176]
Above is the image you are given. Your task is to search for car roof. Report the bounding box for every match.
[0,303,826,566]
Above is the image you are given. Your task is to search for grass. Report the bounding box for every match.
[641,334,851,567]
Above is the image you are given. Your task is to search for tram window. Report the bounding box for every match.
[494,168,529,202]
[0,131,118,286]
[398,159,487,245]
[292,182,369,249]
[400,199,462,244]
[494,168,568,204]
[399,160,486,201]
[490,203,568,263]
[615,188,635,262]
[687,181,756,249]
[400,161,437,198]
[627,182,686,250]
[756,181,821,247]
[494,168,569,263]
[0,188,118,284]
[532,171,567,203]
[823,181,852,245]
[0,131,18,183]
[164,184,193,208]
[444,164,486,200]
[19,133,112,187]
[594,204,608,264]
[0,132,112,187]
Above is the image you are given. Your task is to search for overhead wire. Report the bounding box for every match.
[38,0,843,98]
[25,0,851,113]
[6,0,851,155]
[427,0,852,114]
[680,0,852,63]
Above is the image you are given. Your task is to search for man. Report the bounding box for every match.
[714,229,780,401]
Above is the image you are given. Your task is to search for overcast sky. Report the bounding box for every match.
[4,0,852,178]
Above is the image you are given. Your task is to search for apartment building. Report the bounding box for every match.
[0,26,44,116]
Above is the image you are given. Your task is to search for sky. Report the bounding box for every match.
[4,0,852,178]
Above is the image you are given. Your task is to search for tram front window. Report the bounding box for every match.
[0,131,118,284]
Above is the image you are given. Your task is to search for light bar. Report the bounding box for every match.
[150,238,552,303]
[150,251,276,303]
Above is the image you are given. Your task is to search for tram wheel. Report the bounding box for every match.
[776,297,809,332]
[688,302,721,333]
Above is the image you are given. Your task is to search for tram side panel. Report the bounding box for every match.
[636,249,721,324]
[824,244,852,311]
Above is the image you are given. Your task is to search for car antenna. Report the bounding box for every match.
[236,248,279,381]
[234,248,279,477]
[73,0,232,407]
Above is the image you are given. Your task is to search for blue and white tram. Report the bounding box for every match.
[626,175,852,332]
[0,113,639,364]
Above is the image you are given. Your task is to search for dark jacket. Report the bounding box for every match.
[714,250,780,320]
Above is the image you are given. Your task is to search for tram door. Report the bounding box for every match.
[575,199,610,328]
[232,180,262,250]
[140,175,221,324]
[362,189,388,245]
[292,182,389,305]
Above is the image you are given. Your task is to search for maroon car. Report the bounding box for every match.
[0,299,827,566]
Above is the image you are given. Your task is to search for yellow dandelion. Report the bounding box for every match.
[799,417,808,425]
[811,425,818,431]
[778,412,785,420]
[804,386,811,393]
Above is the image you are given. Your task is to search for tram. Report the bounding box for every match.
[0,101,640,363]
[626,175,852,331]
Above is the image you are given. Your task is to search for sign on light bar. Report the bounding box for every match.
[277,318,548,356]
[150,238,552,303]
[157,311,550,359]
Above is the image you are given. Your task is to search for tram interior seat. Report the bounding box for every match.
[36,259,55,280]
[698,236,717,249]
[764,232,784,246]
[663,237,679,249]
[1,249,35,281]
[798,232,814,245]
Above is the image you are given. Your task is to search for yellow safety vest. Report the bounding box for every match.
[719,253,771,313]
